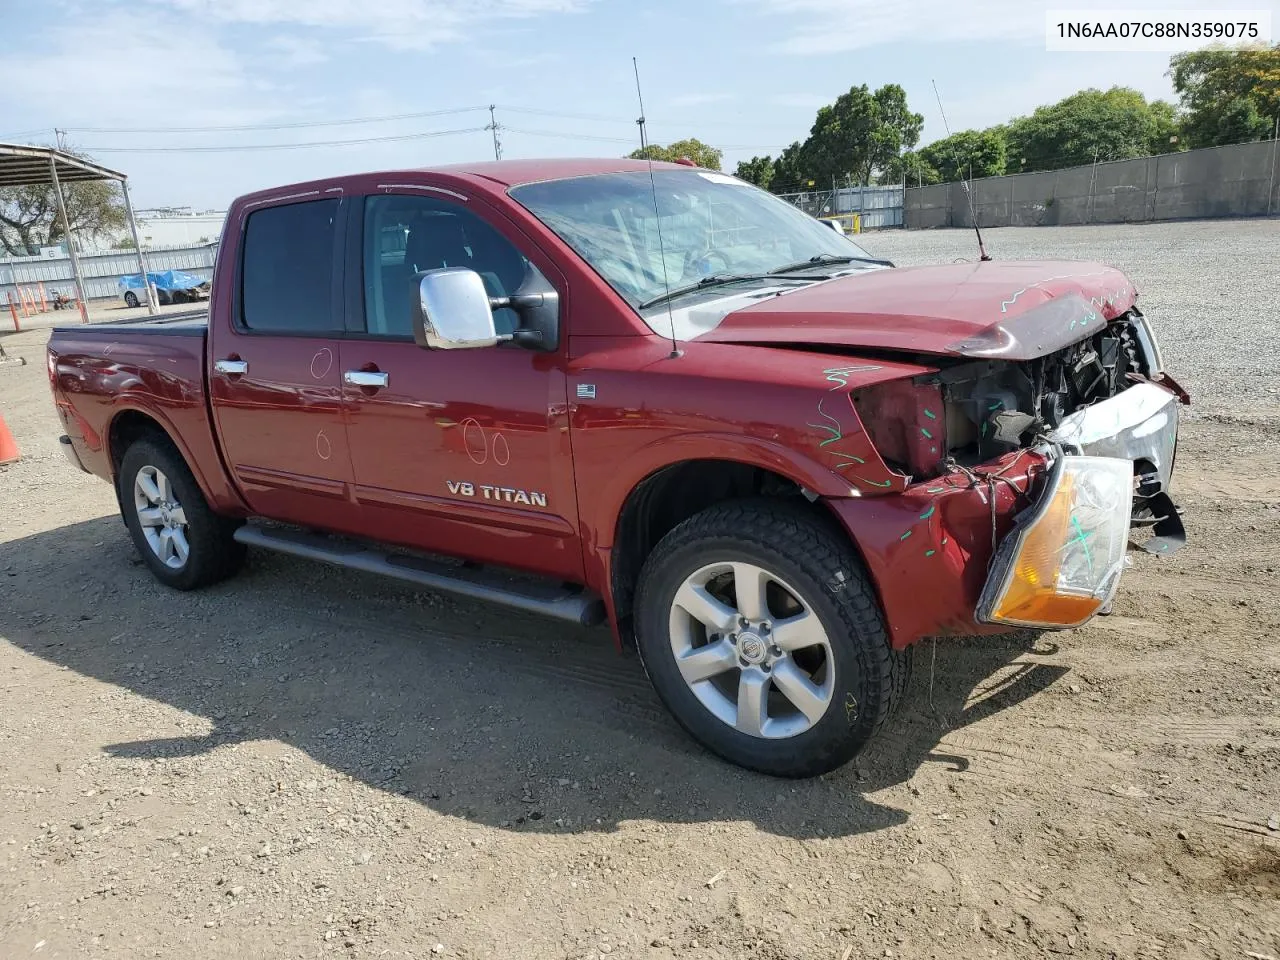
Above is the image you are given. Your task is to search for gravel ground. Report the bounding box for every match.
[1,220,1278,960]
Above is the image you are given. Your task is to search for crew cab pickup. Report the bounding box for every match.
[48,159,1188,777]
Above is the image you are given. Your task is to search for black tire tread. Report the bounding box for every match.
[634,498,901,778]
[119,435,245,590]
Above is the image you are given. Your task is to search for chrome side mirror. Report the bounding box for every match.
[413,268,500,350]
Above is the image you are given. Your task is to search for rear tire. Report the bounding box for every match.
[119,436,245,590]
[634,499,901,778]
[124,291,139,308]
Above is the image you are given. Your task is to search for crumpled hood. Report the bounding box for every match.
[694,260,1138,360]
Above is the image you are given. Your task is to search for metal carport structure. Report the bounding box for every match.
[0,143,157,323]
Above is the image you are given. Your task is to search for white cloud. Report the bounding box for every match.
[767,93,828,110]
[264,36,329,67]
[0,8,275,130]
[668,92,734,107]
[144,0,597,49]
[741,0,1195,55]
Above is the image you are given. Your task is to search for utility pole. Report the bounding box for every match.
[1088,148,1100,223]
[54,128,65,150]
[486,105,502,161]
[1267,115,1279,216]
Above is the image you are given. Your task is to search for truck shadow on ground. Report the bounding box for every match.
[1,516,1068,840]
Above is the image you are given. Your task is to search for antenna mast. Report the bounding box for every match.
[633,57,680,359]
[931,79,991,262]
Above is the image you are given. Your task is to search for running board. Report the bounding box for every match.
[233,525,605,626]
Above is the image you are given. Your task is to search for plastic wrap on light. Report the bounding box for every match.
[978,455,1134,628]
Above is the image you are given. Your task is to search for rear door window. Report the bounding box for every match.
[240,198,341,333]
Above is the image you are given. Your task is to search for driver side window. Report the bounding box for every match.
[361,194,531,338]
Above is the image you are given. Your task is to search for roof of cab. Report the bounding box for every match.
[230,158,703,210]
[429,157,694,187]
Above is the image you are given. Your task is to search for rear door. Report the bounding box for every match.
[208,196,361,532]
[336,188,582,581]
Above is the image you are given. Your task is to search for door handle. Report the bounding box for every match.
[214,359,248,375]
[344,370,389,388]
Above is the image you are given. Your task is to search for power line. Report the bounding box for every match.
[497,105,632,124]
[64,106,490,135]
[503,126,788,151]
[0,128,54,142]
[79,127,488,154]
[503,126,637,144]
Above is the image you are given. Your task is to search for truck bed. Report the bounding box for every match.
[51,308,209,338]
[47,307,243,515]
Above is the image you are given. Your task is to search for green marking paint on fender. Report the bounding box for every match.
[926,486,945,493]
[854,476,894,489]
[921,427,933,440]
[919,505,936,520]
[899,530,913,541]
[923,408,937,420]
[924,549,936,557]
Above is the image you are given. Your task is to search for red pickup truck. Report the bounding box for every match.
[47,158,1187,777]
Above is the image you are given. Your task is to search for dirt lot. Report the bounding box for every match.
[2,221,1278,960]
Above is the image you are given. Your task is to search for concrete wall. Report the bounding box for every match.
[905,139,1280,229]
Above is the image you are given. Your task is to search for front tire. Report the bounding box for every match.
[634,500,903,778]
[124,291,139,308]
[119,437,245,590]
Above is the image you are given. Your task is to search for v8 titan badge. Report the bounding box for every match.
[446,480,548,508]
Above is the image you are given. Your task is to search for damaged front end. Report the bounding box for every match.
[829,293,1188,644]
[848,294,1188,549]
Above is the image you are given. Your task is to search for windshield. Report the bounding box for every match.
[509,170,875,311]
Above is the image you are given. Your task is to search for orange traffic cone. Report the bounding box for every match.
[0,412,19,465]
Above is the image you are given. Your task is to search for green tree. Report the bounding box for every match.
[734,155,775,189]
[0,148,127,256]
[770,141,813,193]
[1170,43,1280,147]
[866,84,924,183]
[918,129,1008,182]
[628,137,723,170]
[879,150,940,186]
[802,83,923,186]
[1146,99,1184,153]
[1005,87,1183,171]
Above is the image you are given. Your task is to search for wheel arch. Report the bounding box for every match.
[105,406,221,512]
[607,456,862,648]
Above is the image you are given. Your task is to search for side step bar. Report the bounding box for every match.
[234,525,605,627]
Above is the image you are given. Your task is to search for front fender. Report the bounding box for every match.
[588,430,864,554]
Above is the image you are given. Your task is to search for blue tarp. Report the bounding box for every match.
[118,270,207,292]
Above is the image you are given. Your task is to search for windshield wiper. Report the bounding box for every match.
[638,274,768,309]
[768,253,895,275]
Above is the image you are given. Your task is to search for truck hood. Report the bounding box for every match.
[691,260,1137,361]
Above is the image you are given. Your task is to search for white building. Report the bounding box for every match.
[132,208,226,248]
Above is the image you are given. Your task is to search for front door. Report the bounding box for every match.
[208,196,360,532]
[337,191,582,581]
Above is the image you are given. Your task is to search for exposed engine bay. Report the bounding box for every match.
[940,310,1154,464]
[849,309,1167,480]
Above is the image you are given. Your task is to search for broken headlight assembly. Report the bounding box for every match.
[1126,308,1164,376]
[977,454,1133,629]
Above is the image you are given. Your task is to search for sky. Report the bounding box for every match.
[0,0,1270,210]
